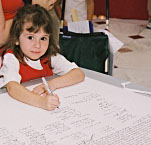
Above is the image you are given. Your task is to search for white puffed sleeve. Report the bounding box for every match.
[0,53,21,88]
[51,53,78,75]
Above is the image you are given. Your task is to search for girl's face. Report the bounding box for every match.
[18,23,50,60]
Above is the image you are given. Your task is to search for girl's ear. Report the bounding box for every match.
[15,41,19,45]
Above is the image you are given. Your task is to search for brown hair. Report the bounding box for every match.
[2,4,59,67]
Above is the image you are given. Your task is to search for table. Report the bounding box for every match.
[1,68,151,95]
[0,68,151,145]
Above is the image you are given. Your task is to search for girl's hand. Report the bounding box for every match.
[43,93,60,111]
[32,83,48,96]
[32,84,60,110]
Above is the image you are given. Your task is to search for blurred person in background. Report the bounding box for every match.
[55,0,94,27]
[147,0,151,29]
[0,0,57,48]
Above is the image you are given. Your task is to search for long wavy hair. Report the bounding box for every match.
[2,4,59,67]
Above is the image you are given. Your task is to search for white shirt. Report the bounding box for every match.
[0,53,78,88]
[65,0,87,22]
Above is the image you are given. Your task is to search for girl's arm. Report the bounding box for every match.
[0,0,13,47]
[33,54,85,95]
[0,53,59,111]
[33,68,85,95]
[48,68,85,91]
[6,81,60,111]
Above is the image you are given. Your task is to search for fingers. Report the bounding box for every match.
[32,84,48,96]
[40,92,48,97]
[33,84,60,111]
[46,94,60,111]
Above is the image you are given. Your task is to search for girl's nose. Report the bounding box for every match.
[34,39,41,48]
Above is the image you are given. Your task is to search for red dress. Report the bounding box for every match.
[1,0,24,20]
[2,50,53,83]
[19,58,53,83]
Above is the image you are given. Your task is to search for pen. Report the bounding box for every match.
[42,77,59,109]
[42,77,53,95]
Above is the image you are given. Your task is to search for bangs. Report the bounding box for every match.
[23,13,51,34]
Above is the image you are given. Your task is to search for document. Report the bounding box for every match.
[0,77,151,145]
[94,28,124,54]
[68,20,90,33]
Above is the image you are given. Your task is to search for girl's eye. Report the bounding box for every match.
[28,36,34,40]
[41,37,48,41]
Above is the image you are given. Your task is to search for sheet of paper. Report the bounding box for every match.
[68,20,90,33]
[104,30,124,54]
[94,28,124,54]
[0,77,151,145]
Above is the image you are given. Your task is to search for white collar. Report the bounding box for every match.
[24,57,43,70]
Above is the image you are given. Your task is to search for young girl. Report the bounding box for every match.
[0,4,85,111]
